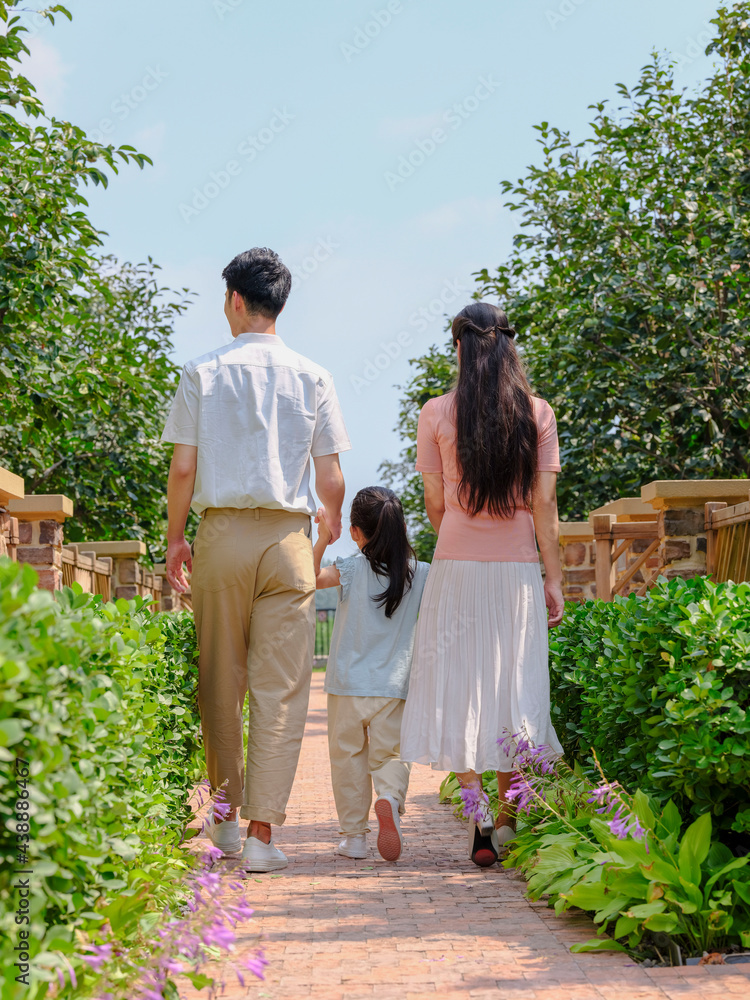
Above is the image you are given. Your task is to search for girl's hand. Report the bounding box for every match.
[315,506,332,540]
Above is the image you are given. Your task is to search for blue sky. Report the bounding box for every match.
[21,0,720,558]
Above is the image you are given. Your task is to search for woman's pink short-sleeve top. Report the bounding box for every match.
[415,390,561,562]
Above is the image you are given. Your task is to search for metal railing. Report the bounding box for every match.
[315,609,335,660]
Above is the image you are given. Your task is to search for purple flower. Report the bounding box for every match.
[631,817,647,841]
[212,800,231,821]
[201,844,224,864]
[65,960,77,989]
[81,954,109,973]
[607,808,632,839]
[587,783,616,805]
[607,807,647,843]
[506,770,547,814]
[458,783,488,823]
[244,951,269,979]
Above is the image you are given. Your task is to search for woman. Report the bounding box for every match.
[400,301,564,867]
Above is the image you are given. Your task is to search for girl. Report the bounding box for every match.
[314,486,430,861]
[400,302,565,868]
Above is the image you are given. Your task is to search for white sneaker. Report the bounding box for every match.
[204,806,242,855]
[241,836,288,872]
[495,824,516,852]
[336,835,367,859]
[374,795,403,861]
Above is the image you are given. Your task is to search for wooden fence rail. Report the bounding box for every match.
[592,514,662,602]
[61,548,113,602]
[705,493,750,583]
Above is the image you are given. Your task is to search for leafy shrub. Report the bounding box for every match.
[0,559,204,998]
[500,738,750,959]
[548,576,750,836]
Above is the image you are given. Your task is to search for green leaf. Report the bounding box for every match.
[643,912,680,933]
[631,790,656,832]
[625,901,666,919]
[186,973,214,989]
[679,813,712,885]
[0,718,26,746]
[562,883,612,910]
[570,938,628,953]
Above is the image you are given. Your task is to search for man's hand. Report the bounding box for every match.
[166,444,197,593]
[544,578,564,628]
[312,454,345,544]
[166,536,193,593]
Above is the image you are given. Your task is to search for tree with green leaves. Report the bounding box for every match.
[384,3,750,557]
[0,2,191,555]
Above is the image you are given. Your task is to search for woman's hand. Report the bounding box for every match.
[544,577,564,628]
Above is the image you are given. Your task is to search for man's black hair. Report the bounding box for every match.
[222,247,292,319]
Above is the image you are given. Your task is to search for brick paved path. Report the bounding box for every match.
[185,673,750,1000]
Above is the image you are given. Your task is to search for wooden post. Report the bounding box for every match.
[593,514,617,602]
[0,466,25,562]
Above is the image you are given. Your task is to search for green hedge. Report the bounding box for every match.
[0,559,203,998]
[549,576,750,837]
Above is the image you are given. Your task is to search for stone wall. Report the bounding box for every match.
[657,506,707,580]
[559,523,596,602]
[16,518,64,590]
[642,480,750,583]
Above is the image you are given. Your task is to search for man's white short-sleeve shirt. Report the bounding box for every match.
[161,331,351,515]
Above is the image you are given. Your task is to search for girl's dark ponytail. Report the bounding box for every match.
[350,487,415,618]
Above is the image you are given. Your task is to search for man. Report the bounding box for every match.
[162,247,349,872]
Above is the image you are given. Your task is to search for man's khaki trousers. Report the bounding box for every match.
[192,507,316,826]
[327,694,412,837]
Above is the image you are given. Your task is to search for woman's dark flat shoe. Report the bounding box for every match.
[468,821,498,867]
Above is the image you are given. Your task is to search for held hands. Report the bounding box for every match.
[166,536,192,593]
[544,578,564,628]
[315,506,341,544]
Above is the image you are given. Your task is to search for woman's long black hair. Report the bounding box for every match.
[451,302,538,518]
[350,486,416,618]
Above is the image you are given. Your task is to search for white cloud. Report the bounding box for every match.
[18,37,72,112]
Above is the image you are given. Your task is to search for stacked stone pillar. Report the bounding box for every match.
[9,495,74,590]
[558,522,596,602]
[641,480,750,581]
[153,563,190,612]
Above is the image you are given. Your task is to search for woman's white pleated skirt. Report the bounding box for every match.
[400,559,563,774]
